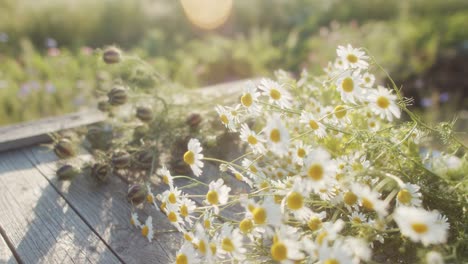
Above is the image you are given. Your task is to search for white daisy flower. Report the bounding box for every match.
[240,81,261,115]
[336,44,369,70]
[259,78,292,109]
[239,123,266,154]
[157,165,173,186]
[194,224,216,263]
[179,197,197,226]
[302,148,337,192]
[215,105,237,132]
[130,212,141,228]
[367,85,401,121]
[146,185,159,210]
[362,72,375,88]
[270,225,305,263]
[316,220,344,246]
[394,206,449,246]
[228,166,253,187]
[335,71,364,104]
[352,183,388,218]
[160,185,182,207]
[299,111,327,138]
[205,178,231,214]
[317,239,354,264]
[281,179,313,221]
[291,141,311,165]
[343,237,372,263]
[425,251,444,264]
[165,204,185,232]
[349,211,368,225]
[216,224,246,260]
[250,197,283,229]
[175,241,200,264]
[264,115,290,157]
[141,216,154,242]
[183,138,204,177]
[305,211,327,232]
[396,183,422,207]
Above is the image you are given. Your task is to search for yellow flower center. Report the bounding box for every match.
[141,226,149,237]
[130,218,135,226]
[210,243,217,254]
[369,121,376,128]
[365,77,371,83]
[163,175,170,185]
[180,205,189,217]
[270,129,281,143]
[270,89,282,100]
[235,173,243,181]
[146,194,154,204]
[362,198,374,210]
[253,207,267,225]
[309,120,319,130]
[343,191,358,206]
[287,192,304,210]
[198,240,207,255]
[168,211,178,222]
[206,190,219,205]
[247,204,256,212]
[308,217,322,231]
[239,218,253,234]
[222,238,235,252]
[352,217,362,224]
[346,54,358,63]
[376,96,390,109]
[176,254,188,264]
[241,93,253,107]
[325,259,340,264]
[342,77,354,92]
[397,189,412,205]
[220,114,229,124]
[247,135,258,145]
[411,223,428,234]
[308,164,324,181]
[183,151,195,165]
[183,233,193,241]
[204,219,211,229]
[297,148,306,158]
[271,242,288,261]
[316,231,328,245]
[334,105,347,119]
[160,202,166,211]
[168,193,177,204]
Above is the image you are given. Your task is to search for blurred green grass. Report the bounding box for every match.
[0,0,467,125]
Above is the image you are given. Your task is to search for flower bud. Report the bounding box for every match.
[102,47,121,64]
[56,164,80,180]
[136,106,154,123]
[112,150,131,169]
[91,163,111,182]
[127,183,147,205]
[108,86,128,106]
[135,149,154,169]
[54,139,77,159]
[186,113,202,128]
[86,124,113,150]
[97,100,110,112]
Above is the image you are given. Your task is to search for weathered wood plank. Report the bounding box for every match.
[0,109,106,153]
[0,233,17,264]
[0,150,121,264]
[23,147,182,264]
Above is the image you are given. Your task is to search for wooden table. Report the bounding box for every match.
[0,80,250,264]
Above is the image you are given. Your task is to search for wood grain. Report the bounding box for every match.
[0,150,120,264]
[0,234,17,264]
[23,147,182,264]
[0,109,106,153]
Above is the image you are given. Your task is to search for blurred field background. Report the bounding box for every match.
[0,0,467,128]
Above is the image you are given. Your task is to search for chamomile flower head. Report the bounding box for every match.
[165,205,185,232]
[175,242,200,264]
[302,148,337,192]
[269,225,305,263]
[216,224,246,260]
[157,165,173,186]
[335,71,364,104]
[396,183,422,207]
[249,197,283,229]
[305,211,327,232]
[317,239,354,264]
[141,216,154,242]
[349,211,368,225]
[281,179,313,221]
[367,85,401,121]
[264,114,290,157]
[336,44,369,70]
[194,224,215,263]
[146,185,159,209]
[291,141,311,165]
[362,72,375,88]
[130,212,141,228]
[228,166,253,187]
[183,138,204,177]
[179,197,197,226]
[239,123,266,154]
[352,183,388,218]
[394,206,449,246]
[240,81,261,114]
[316,219,344,246]
[161,185,182,206]
[215,105,237,132]
[343,237,372,263]
[259,78,292,109]
[299,111,327,138]
[205,178,231,214]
